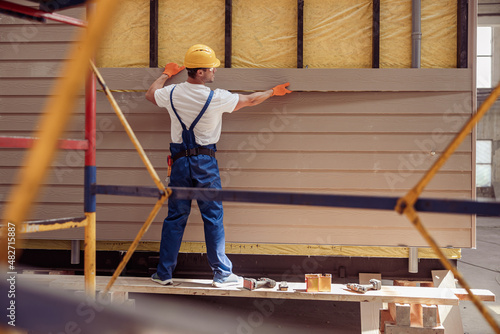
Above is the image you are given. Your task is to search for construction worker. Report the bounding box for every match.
[145,44,292,287]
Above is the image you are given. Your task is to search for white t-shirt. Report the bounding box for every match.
[154,82,239,146]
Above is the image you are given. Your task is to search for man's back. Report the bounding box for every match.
[154,82,238,146]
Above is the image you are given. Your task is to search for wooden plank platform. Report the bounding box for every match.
[20,274,461,306]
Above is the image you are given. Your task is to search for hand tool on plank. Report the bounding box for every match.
[243,277,276,290]
[346,279,381,293]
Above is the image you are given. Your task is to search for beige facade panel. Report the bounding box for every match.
[0,24,79,42]
[0,150,473,174]
[25,208,473,248]
[0,61,66,78]
[0,112,474,135]
[99,68,472,92]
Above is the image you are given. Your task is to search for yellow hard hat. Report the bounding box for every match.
[184,44,221,68]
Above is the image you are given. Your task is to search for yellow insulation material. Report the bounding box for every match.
[232,0,297,68]
[380,0,412,68]
[421,0,457,68]
[158,0,225,67]
[380,0,457,68]
[304,0,372,68]
[96,0,149,68]
[96,1,458,69]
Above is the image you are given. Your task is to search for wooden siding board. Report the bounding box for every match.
[1,91,472,115]
[0,113,475,134]
[14,202,473,230]
[0,185,472,213]
[17,200,472,226]
[35,131,469,153]
[0,24,79,42]
[0,42,71,60]
[0,150,473,172]
[0,77,58,95]
[92,91,474,116]
[23,218,472,248]
[0,167,472,192]
[0,131,470,153]
[0,150,471,175]
[99,68,472,92]
[0,61,64,78]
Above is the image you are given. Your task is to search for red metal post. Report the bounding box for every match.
[0,136,88,150]
[85,68,96,167]
[83,2,97,295]
[0,0,86,27]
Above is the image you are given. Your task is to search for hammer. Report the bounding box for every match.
[243,277,276,290]
[346,279,382,293]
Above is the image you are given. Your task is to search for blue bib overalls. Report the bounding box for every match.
[157,86,233,281]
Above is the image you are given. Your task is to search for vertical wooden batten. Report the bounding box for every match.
[149,0,158,68]
[224,0,232,68]
[372,0,380,68]
[297,0,304,68]
[457,0,468,68]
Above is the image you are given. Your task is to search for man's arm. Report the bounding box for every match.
[233,82,292,111]
[145,63,185,106]
[145,74,169,106]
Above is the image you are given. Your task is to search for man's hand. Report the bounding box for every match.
[163,63,185,77]
[272,82,292,96]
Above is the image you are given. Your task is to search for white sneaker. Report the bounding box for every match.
[151,273,173,285]
[212,273,242,288]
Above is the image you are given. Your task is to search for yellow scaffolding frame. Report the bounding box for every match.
[0,0,120,298]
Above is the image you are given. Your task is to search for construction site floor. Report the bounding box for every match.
[459,216,500,334]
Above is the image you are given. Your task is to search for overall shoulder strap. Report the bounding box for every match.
[169,85,187,130]
[189,90,214,131]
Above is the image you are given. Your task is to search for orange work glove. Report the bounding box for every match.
[163,63,185,77]
[272,82,292,96]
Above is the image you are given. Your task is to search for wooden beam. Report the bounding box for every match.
[224,0,232,68]
[451,288,496,302]
[21,217,88,233]
[35,275,461,305]
[372,0,380,68]
[457,0,468,68]
[297,0,304,68]
[149,0,158,68]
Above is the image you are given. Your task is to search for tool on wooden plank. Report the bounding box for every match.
[346,279,381,293]
[243,277,276,290]
[165,155,173,184]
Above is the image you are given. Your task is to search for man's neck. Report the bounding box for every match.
[187,77,206,85]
